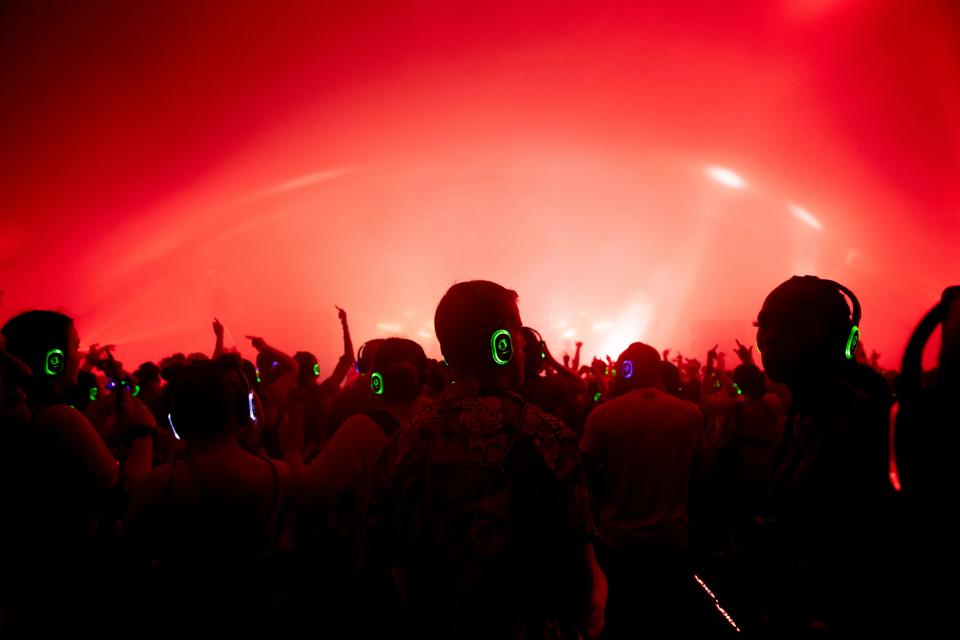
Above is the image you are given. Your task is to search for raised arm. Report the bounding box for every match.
[212,318,225,358]
[247,335,299,378]
[323,306,357,387]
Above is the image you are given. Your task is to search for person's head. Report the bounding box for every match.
[368,338,427,405]
[2,310,81,404]
[435,280,525,389]
[591,358,606,378]
[520,327,546,378]
[168,358,255,442]
[612,342,662,395]
[356,338,385,377]
[134,361,161,387]
[756,275,861,385]
[733,363,766,399]
[68,370,101,411]
[659,360,683,397]
[423,358,451,398]
[294,350,320,386]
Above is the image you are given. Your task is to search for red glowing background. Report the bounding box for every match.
[1,1,957,370]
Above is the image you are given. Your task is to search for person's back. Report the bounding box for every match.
[579,343,708,639]
[370,386,593,639]
[366,281,603,640]
[582,386,703,550]
[125,359,288,631]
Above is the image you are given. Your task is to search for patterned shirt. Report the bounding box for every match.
[368,386,595,639]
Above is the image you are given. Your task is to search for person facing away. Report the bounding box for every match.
[366,280,606,640]
[125,356,289,632]
[579,342,706,638]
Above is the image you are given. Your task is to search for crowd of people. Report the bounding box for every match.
[0,276,955,637]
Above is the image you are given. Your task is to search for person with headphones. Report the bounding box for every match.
[579,342,707,638]
[753,275,890,636]
[286,338,430,509]
[518,326,587,434]
[324,337,386,440]
[0,310,155,633]
[125,355,289,633]
[365,280,606,640]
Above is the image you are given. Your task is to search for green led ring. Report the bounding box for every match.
[44,348,65,376]
[370,372,384,395]
[490,329,513,366]
[313,363,320,377]
[845,325,860,360]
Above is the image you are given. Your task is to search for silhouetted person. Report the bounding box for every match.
[518,326,585,433]
[126,357,289,633]
[325,337,386,439]
[1,311,154,633]
[367,280,606,639]
[755,276,889,637]
[580,342,705,638]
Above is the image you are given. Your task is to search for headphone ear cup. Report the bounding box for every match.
[490,329,514,366]
[845,325,860,360]
[370,372,384,395]
[44,348,65,376]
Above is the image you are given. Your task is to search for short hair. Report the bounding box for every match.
[371,338,427,403]
[2,310,73,371]
[294,350,319,384]
[357,339,385,376]
[765,276,853,334]
[134,361,161,385]
[434,280,519,372]
[614,342,662,393]
[170,359,251,439]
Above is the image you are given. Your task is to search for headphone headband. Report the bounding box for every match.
[523,326,547,360]
[821,279,862,360]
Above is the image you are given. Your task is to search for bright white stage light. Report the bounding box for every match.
[706,166,746,189]
[789,203,823,230]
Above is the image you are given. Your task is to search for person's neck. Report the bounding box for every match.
[187,434,242,457]
[450,374,509,395]
[787,373,842,413]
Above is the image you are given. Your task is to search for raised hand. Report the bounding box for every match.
[212,317,224,339]
[707,344,719,363]
[734,339,754,364]
[335,305,348,323]
[246,336,267,351]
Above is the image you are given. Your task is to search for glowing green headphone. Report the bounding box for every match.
[44,348,65,376]
[370,371,384,395]
[824,279,861,360]
[490,329,514,366]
